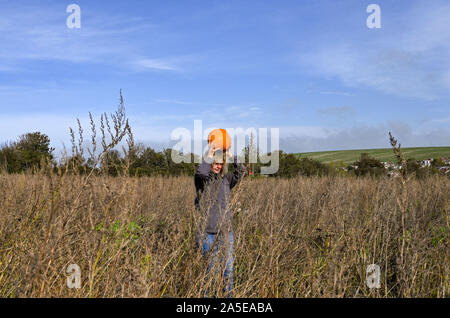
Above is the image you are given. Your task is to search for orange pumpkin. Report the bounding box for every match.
[208,128,231,150]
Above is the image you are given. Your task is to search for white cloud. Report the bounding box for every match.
[280,126,335,139]
[0,113,178,156]
[0,4,155,70]
[152,99,262,122]
[317,106,356,117]
[279,122,450,153]
[133,58,181,71]
[427,117,450,124]
[0,114,83,148]
[2,113,447,156]
[0,85,60,95]
[299,2,450,100]
[319,91,356,97]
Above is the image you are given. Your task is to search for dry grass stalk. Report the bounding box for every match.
[0,173,448,297]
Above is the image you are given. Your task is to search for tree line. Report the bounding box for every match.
[0,131,447,179]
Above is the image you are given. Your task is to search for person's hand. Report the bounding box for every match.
[226,149,233,159]
[207,144,218,158]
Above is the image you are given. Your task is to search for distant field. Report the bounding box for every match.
[295,147,450,165]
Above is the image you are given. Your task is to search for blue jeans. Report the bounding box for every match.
[199,231,234,297]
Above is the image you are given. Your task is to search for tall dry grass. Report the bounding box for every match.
[0,171,448,298]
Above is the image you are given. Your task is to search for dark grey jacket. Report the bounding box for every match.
[194,156,246,234]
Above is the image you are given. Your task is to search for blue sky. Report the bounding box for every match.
[0,0,449,154]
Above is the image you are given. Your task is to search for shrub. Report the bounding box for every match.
[354,153,386,177]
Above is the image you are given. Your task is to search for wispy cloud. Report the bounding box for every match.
[319,91,356,97]
[317,106,356,117]
[133,58,181,71]
[0,4,155,70]
[299,2,450,100]
[153,98,231,107]
[280,122,450,153]
[426,117,450,124]
[0,85,60,95]
[224,105,262,119]
[0,114,84,146]
[153,98,258,111]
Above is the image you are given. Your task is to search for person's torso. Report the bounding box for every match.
[196,172,233,233]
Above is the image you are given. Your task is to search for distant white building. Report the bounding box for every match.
[382,161,402,170]
[438,166,450,174]
[420,159,433,167]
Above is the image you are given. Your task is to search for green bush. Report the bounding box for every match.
[0,132,54,173]
[354,153,386,177]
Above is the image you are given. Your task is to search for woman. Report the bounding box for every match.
[194,144,246,297]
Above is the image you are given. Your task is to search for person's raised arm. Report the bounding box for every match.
[195,144,216,184]
[225,150,246,189]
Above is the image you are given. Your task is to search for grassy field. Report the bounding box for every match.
[0,172,448,297]
[296,147,450,165]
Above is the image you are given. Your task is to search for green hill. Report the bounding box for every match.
[295,147,450,165]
